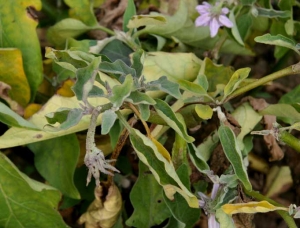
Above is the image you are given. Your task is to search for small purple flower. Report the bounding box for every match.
[195,1,233,37]
[198,183,221,228]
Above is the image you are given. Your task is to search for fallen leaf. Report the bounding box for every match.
[78,184,122,228]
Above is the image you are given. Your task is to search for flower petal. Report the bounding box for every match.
[196,4,211,14]
[221,7,230,15]
[208,214,220,228]
[218,15,233,28]
[195,14,211,27]
[210,17,220,37]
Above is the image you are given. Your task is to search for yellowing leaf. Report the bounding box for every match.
[57,79,75,97]
[24,103,42,119]
[0,1,43,99]
[79,184,122,228]
[195,104,213,120]
[151,137,172,162]
[0,49,30,107]
[222,201,288,215]
[127,15,167,29]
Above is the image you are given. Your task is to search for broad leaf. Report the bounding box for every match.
[28,134,80,199]
[216,208,235,228]
[131,49,144,78]
[126,91,156,105]
[154,99,194,143]
[163,164,200,227]
[0,102,39,130]
[256,8,290,18]
[260,104,300,123]
[195,104,213,120]
[0,153,67,227]
[218,125,252,191]
[254,34,300,55]
[129,129,198,208]
[126,161,171,227]
[279,84,300,104]
[0,0,43,99]
[176,79,207,96]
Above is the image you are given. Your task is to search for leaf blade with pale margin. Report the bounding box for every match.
[123,0,137,32]
[101,109,118,135]
[147,76,181,99]
[218,125,252,191]
[109,76,134,108]
[188,143,210,172]
[129,129,198,208]
[154,99,194,143]
[0,103,39,130]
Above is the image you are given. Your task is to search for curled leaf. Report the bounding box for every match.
[79,184,122,228]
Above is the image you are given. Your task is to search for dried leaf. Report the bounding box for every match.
[79,184,122,228]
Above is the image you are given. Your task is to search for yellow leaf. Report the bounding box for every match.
[222,200,288,215]
[151,137,172,162]
[57,79,75,97]
[195,104,213,120]
[78,184,122,228]
[24,103,42,119]
[0,49,31,107]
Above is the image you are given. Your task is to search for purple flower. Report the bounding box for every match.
[195,1,233,37]
[198,183,221,228]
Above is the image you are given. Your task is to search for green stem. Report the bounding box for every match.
[95,25,115,36]
[243,189,297,228]
[223,62,300,103]
[279,130,300,153]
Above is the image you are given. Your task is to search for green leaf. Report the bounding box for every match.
[229,10,244,46]
[260,104,300,123]
[236,13,253,42]
[53,61,77,82]
[45,108,84,131]
[232,102,262,149]
[28,134,80,199]
[47,18,96,47]
[129,129,198,208]
[0,1,43,99]
[279,84,300,104]
[109,76,134,107]
[100,39,133,65]
[147,76,181,99]
[101,109,118,135]
[203,58,234,93]
[123,0,137,32]
[163,164,201,227]
[223,68,251,100]
[99,60,136,80]
[218,125,252,191]
[138,104,151,121]
[187,143,210,172]
[176,79,207,96]
[0,153,67,227]
[64,0,98,26]
[72,56,102,101]
[126,91,156,105]
[240,0,256,5]
[195,104,213,120]
[254,34,300,55]
[256,8,291,18]
[216,208,236,228]
[131,49,144,78]
[197,130,219,161]
[126,161,171,227]
[0,102,39,130]
[154,99,194,143]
